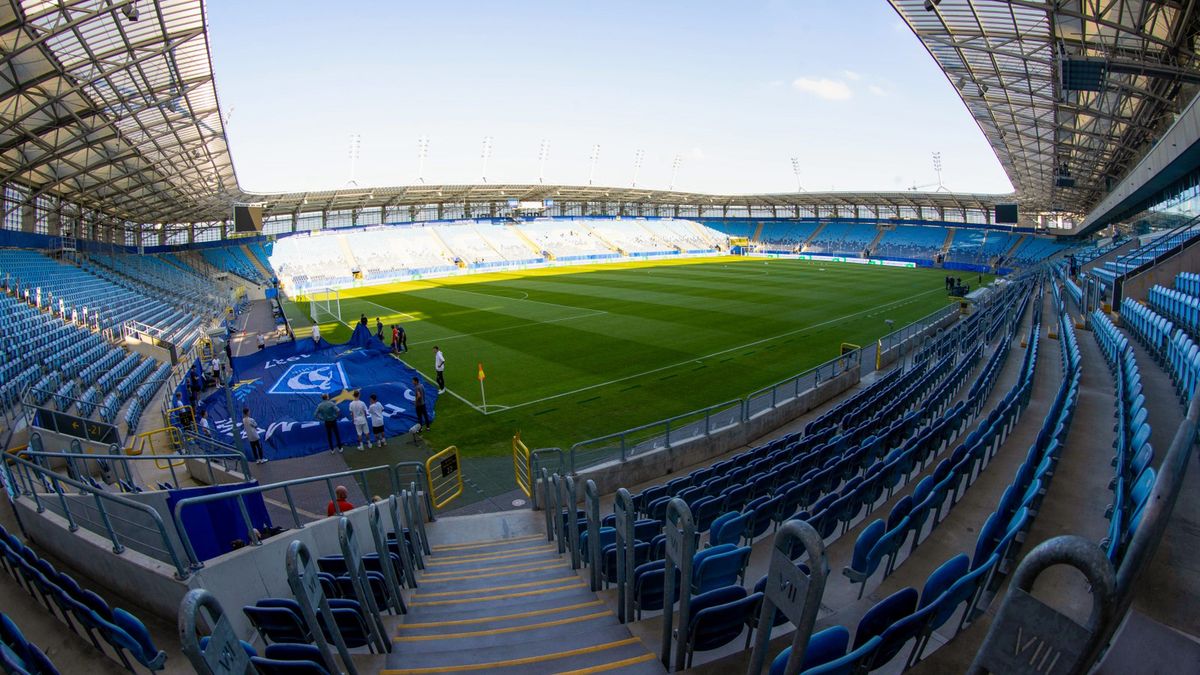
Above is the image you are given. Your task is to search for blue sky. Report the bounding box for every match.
[207,1,1013,195]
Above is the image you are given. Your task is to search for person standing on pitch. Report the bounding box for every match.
[433,346,445,392]
[391,325,400,353]
[315,393,343,454]
[368,393,387,446]
[242,407,266,464]
[398,324,407,352]
[412,376,431,431]
[349,390,371,450]
[375,317,384,340]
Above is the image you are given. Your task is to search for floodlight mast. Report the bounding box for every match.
[588,144,601,186]
[480,136,494,183]
[416,136,429,184]
[790,156,804,192]
[632,149,645,187]
[347,133,361,186]
[538,139,550,184]
[669,154,682,191]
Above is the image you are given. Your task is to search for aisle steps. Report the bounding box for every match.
[381,533,662,675]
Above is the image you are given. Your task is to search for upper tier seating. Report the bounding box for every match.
[200,245,266,285]
[758,222,819,248]
[805,223,877,256]
[873,226,947,260]
[946,230,1017,265]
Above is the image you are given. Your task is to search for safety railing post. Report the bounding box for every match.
[584,479,602,591]
[286,540,357,675]
[550,473,565,553]
[178,589,255,675]
[338,518,391,654]
[564,475,581,570]
[399,489,425,571]
[614,488,636,623]
[746,520,829,675]
[969,536,1116,675]
[408,481,431,557]
[661,498,696,672]
[541,468,554,541]
[388,494,418,587]
[368,503,406,613]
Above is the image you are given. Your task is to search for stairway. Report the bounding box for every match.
[508,224,549,259]
[750,222,765,243]
[382,533,662,674]
[242,244,273,281]
[802,222,827,249]
[581,221,623,254]
[865,226,887,256]
[337,235,361,270]
[939,227,956,256]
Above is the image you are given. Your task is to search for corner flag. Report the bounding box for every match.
[477,362,487,411]
[477,363,486,381]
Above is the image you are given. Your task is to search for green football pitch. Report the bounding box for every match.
[283,257,980,465]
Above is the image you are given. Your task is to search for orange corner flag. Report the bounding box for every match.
[477,362,486,381]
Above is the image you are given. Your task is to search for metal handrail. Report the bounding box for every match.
[1084,390,1200,668]
[530,448,564,509]
[391,461,434,521]
[513,432,532,498]
[18,447,250,490]
[171,464,394,569]
[4,451,190,579]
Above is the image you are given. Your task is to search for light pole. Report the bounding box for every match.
[632,149,645,187]
[538,139,550,184]
[347,133,361,186]
[669,154,682,191]
[932,152,946,191]
[588,144,601,186]
[416,135,429,184]
[480,136,494,183]
[790,157,804,192]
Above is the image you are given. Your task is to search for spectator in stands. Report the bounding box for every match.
[433,346,445,392]
[349,390,371,450]
[326,485,354,516]
[413,376,431,431]
[375,317,384,340]
[242,407,266,464]
[314,393,343,454]
[369,393,386,446]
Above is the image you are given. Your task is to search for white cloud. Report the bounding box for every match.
[868,85,887,97]
[791,77,853,101]
[689,147,705,160]
[842,70,862,81]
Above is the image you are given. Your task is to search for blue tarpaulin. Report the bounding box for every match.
[198,323,438,460]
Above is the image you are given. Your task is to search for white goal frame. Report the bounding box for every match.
[310,287,342,323]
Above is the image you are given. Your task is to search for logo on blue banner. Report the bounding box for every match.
[268,363,349,395]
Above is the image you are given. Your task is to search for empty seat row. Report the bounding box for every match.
[0,523,165,672]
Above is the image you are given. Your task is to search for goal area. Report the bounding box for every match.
[309,287,342,324]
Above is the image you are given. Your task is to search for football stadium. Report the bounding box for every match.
[1,1,1199,674]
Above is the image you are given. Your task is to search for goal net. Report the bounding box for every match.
[310,287,342,324]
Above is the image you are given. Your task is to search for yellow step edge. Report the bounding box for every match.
[393,610,611,642]
[410,581,587,607]
[430,533,546,552]
[379,637,641,674]
[552,651,658,675]
[431,542,555,563]
[418,561,563,582]
[413,575,579,599]
[397,600,604,629]
[424,548,556,567]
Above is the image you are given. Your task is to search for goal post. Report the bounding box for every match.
[310,287,342,324]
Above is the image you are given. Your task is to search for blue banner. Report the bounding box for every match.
[198,324,438,460]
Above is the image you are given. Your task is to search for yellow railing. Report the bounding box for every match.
[425,445,463,509]
[128,426,186,470]
[164,405,196,433]
[513,432,532,497]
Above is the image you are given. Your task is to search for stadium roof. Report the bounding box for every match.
[0,0,236,224]
[891,0,1200,216]
[2,0,1199,232]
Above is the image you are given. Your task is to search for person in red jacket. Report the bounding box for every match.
[326,485,354,516]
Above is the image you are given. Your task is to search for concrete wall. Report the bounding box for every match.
[1119,242,1200,305]
[16,495,380,637]
[15,499,190,620]
[186,505,377,638]
[577,368,859,495]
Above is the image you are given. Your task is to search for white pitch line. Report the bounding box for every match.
[486,288,947,414]
[324,314,487,414]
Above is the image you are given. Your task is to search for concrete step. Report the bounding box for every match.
[420,547,559,573]
[429,533,548,556]
[392,610,620,654]
[411,574,584,603]
[404,587,599,622]
[396,598,608,636]
[415,564,576,591]
[381,624,654,674]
